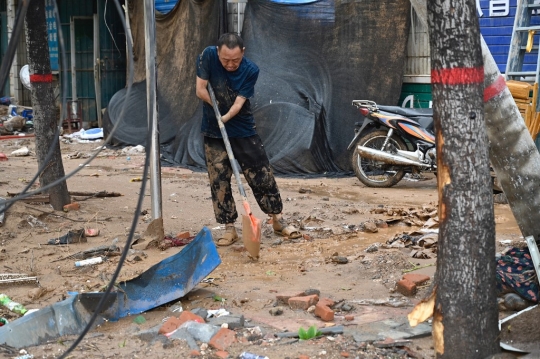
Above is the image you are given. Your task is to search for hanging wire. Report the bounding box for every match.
[0,0,148,356]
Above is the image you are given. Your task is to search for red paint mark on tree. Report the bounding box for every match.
[30,73,53,83]
[431,67,484,85]
[483,75,506,103]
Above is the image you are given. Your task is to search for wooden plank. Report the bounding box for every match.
[507,80,533,100]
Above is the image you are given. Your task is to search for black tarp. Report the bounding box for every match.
[104,0,411,173]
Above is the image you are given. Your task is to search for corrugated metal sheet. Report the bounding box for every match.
[156,0,179,14]
[479,0,540,74]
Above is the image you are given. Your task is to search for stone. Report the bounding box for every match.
[181,321,220,343]
[344,315,354,321]
[364,222,378,233]
[207,314,245,329]
[402,273,430,286]
[191,307,209,319]
[132,324,161,342]
[396,279,417,297]
[303,289,321,297]
[168,328,199,350]
[269,306,284,316]
[365,244,378,252]
[288,294,319,310]
[208,328,237,351]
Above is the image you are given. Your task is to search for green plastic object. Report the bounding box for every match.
[0,294,27,315]
[133,315,146,325]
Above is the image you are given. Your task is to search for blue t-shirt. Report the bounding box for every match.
[197,46,259,138]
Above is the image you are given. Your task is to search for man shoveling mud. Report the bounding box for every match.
[195,33,301,246]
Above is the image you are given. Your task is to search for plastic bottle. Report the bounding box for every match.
[238,353,269,359]
[74,257,104,267]
[0,294,27,315]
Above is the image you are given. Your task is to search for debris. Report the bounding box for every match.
[363,222,378,233]
[0,294,27,315]
[0,274,38,285]
[207,314,245,329]
[10,146,29,157]
[133,315,146,324]
[0,153,7,161]
[84,228,100,237]
[0,198,5,227]
[499,293,532,311]
[269,307,283,316]
[46,228,86,245]
[275,325,344,338]
[239,352,269,359]
[373,337,412,348]
[365,244,379,253]
[62,202,80,212]
[350,298,411,308]
[331,256,349,264]
[74,257,104,267]
[53,243,120,262]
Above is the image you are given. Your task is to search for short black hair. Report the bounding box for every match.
[217,33,244,51]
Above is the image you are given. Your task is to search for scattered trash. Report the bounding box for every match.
[0,318,8,326]
[46,228,87,245]
[350,298,412,308]
[10,146,29,157]
[84,228,100,237]
[62,202,80,212]
[0,273,38,285]
[276,325,344,338]
[74,257,104,267]
[121,145,145,155]
[133,315,146,324]
[386,231,438,258]
[53,242,120,262]
[159,232,195,250]
[207,309,230,318]
[130,177,142,182]
[239,352,270,359]
[0,294,27,315]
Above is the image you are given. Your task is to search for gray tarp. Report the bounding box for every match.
[104,0,411,173]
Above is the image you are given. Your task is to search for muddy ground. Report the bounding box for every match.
[0,137,529,358]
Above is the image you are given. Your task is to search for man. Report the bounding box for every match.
[196,33,301,246]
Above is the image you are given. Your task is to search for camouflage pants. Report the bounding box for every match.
[204,135,283,224]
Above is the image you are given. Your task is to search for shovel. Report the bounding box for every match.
[207,83,262,258]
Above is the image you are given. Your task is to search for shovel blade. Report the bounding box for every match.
[242,214,261,259]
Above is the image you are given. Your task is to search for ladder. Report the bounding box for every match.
[506,0,540,111]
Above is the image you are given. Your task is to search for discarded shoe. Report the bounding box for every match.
[47,229,87,245]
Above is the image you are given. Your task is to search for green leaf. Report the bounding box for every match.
[307,325,317,338]
[298,327,308,340]
[213,294,224,302]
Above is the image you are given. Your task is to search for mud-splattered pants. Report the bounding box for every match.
[204,135,283,224]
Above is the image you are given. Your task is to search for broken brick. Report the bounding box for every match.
[341,352,350,358]
[63,202,80,212]
[209,328,237,351]
[396,279,417,297]
[314,302,334,321]
[158,316,182,335]
[298,356,310,359]
[402,273,430,286]
[288,294,319,310]
[344,315,355,321]
[318,297,335,308]
[176,231,191,239]
[178,310,205,326]
[276,291,305,304]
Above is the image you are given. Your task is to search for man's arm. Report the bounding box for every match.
[196,76,247,123]
[196,76,212,106]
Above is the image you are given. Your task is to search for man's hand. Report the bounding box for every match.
[196,77,212,106]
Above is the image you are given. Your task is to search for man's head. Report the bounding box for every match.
[217,33,244,72]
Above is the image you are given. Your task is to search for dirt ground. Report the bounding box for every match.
[0,137,529,358]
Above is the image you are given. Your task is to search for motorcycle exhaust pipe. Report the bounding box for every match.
[356,146,431,167]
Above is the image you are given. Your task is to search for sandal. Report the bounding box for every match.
[274,218,302,239]
[216,227,239,247]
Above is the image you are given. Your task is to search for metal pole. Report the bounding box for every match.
[70,17,77,104]
[143,0,163,221]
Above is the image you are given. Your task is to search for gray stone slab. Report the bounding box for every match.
[352,332,383,343]
[377,329,414,340]
[168,328,199,350]
[207,314,245,329]
[132,324,161,343]
[181,321,220,343]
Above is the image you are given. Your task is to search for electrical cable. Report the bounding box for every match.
[57,0,144,356]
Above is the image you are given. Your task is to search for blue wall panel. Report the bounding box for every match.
[479,0,540,73]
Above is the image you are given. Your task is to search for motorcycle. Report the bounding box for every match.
[347,100,436,188]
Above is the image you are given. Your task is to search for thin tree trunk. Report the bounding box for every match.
[427,0,499,358]
[25,0,70,210]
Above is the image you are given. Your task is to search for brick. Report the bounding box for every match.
[344,315,354,321]
[178,310,205,326]
[402,273,430,286]
[159,316,182,335]
[276,291,305,304]
[314,302,334,322]
[298,355,310,359]
[190,350,201,357]
[289,294,319,310]
[396,279,417,297]
[318,297,335,307]
[341,352,350,358]
[176,231,191,239]
[63,202,80,212]
[214,351,229,359]
[209,328,236,351]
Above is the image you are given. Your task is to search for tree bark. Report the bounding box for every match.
[427,1,499,358]
[25,0,70,210]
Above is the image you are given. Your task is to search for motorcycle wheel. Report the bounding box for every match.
[351,130,407,188]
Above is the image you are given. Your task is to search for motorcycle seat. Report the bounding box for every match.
[378,105,433,117]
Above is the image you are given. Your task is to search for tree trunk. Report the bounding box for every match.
[25,0,70,210]
[427,1,499,358]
